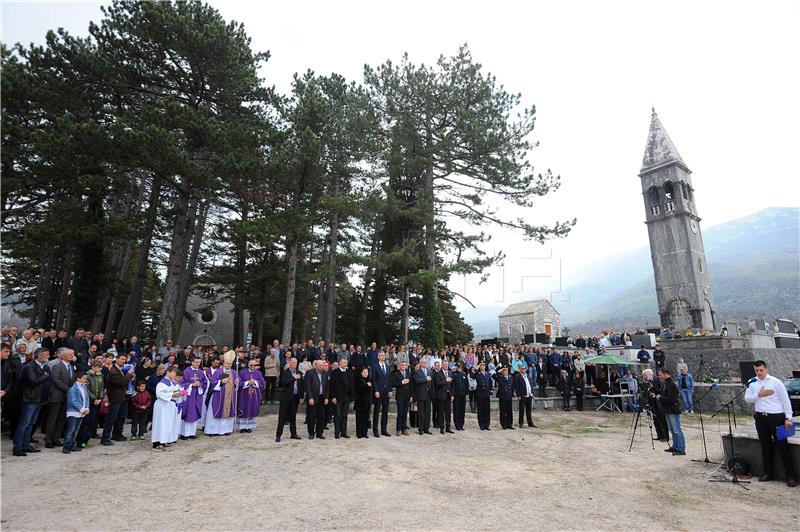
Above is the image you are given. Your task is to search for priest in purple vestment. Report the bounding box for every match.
[179,356,207,438]
[203,359,239,436]
[237,359,265,432]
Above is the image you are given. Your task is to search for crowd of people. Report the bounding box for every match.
[0,326,697,460]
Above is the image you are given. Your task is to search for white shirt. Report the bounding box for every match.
[521,374,532,397]
[744,374,793,419]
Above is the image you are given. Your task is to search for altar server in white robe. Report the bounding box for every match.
[152,365,185,449]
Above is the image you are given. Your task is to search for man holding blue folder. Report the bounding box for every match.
[744,360,796,487]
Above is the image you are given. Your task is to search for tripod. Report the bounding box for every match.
[691,382,717,464]
[628,403,655,452]
[709,387,750,490]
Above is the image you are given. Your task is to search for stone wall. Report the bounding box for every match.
[499,307,560,345]
[662,347,800,384]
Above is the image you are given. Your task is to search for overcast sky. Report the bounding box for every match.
[3,0,799,312]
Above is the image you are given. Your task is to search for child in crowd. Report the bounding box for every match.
[77,360,104,448]
[64,372,90,454]
[130,381,152,440]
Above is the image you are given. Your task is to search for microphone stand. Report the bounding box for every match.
[709,385,750,489]
[691,383,716,464]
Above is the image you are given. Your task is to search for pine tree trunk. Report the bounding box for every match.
[402,280,410,344]
[117,178,161,338]
[175,197,209,339]
[103,240,133,338]
[55,246,75,331]
[356,223,380,346]
[158,182,192,344]
[323,204,339,344]
[32,252,55,328]
[232,198,248,347]
[280,238,299,346]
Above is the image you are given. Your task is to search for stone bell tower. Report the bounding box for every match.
[639,109,716,332]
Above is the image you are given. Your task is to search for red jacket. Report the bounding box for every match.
[131,390,152,412]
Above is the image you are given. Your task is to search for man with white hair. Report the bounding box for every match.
[641,368,669,442]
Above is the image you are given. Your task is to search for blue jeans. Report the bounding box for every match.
[13,402,42,451]
[64,416,83,450]
[680,389,694,412]
[666,413,685,452]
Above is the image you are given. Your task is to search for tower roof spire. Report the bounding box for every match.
[641,110,685,173]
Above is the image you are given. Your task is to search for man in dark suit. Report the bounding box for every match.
[432,361,454,434]
[45,347,75,448]
[451,363,468,430]
[413,359,433,435]
[303,359,329,439]
[370,350,392,437]
[392,360,413,435]
[494,366,515,429]
[474,363,493,430]
[329,356,354,439]
[513,365,537,428]
[101,353,136,445]
[12,347,50,456]
[275,357,303,442]
[348,346,368,373]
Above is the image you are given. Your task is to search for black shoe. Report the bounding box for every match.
[112,436,126,442]
[55,440,64,446]
[23,447,41,453]
[508,426,515,430]
[758,474,774,482]
[179,436,188,440]
[334,435,340,439]
[664,447,674,452]
[12,449,27,457]
[341,434,350,439]
[290,435,301,440]
[373,432,380,438]
[101,440,114,446]
[423,430,433,435]
[72,446,82,452]
[45,443,55,449]
[275,436,281,442]
[30,438,39,444]
[62,448,71,454]
[788,478,797,488]
[672,450,686,456]
[446,429,454,434]
[316,435,325,440]
[529,424,537,428]
[381,431,392,437]
[308,434,315,440]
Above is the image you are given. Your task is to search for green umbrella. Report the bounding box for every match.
[584,354,649,366]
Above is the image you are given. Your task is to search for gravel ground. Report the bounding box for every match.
[2,410,797,531]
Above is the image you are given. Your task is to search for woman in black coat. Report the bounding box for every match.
[571,370,585,411]
[354,368,372,439]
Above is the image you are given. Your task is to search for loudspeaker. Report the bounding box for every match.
[632,333,655,348]
[480,338,497,346]
[739,361,756,384]
[535,333,550,344]
[554,336,568,347]
[523,334,536,344]
[646,327,661,336]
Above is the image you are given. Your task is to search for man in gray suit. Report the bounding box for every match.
[45,347,75,448]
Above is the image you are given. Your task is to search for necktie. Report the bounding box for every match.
[381,364,385,375]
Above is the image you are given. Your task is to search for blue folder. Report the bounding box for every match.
[777,423,796,441]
